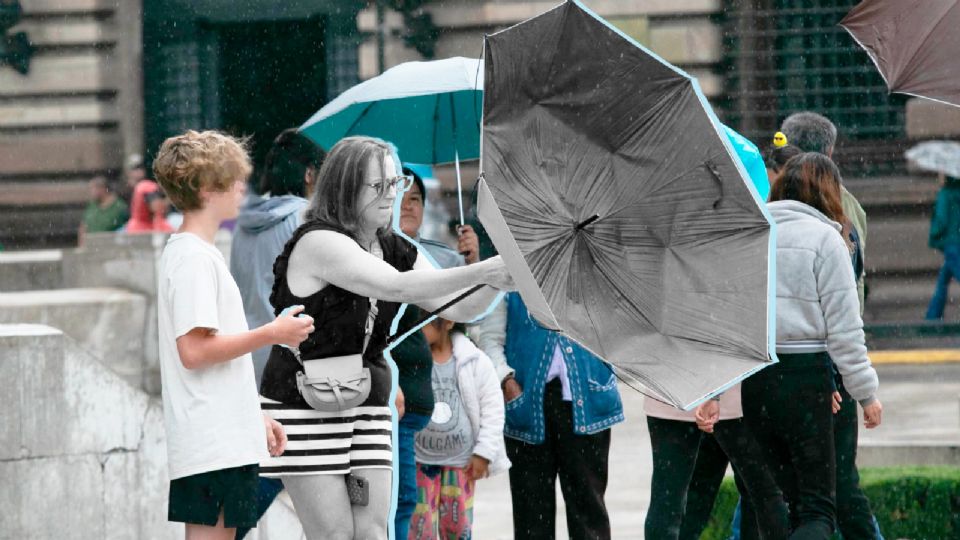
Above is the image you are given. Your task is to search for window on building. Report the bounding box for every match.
[720,0,908,176]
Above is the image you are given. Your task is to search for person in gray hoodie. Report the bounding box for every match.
[707,153,882,540]
[230,129,325,385]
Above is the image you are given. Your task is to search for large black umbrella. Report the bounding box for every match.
[477,0,776,409]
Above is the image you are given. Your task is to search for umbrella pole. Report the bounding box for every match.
[385,284,485,347]
[455,149,465,227]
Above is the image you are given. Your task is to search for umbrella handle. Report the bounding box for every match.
[575,214,601,231]
[385,284,486,347]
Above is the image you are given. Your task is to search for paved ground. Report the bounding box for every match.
[471,364,960,539]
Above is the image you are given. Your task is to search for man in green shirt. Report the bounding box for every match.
[79,175,129,244]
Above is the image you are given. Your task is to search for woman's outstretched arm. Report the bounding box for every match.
[408,253,504,322]
[294,230,512,316]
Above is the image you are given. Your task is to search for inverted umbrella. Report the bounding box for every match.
[905,140,960,178]
[300,56,483,223]
[478,0,776,410]
[840,0,960,108]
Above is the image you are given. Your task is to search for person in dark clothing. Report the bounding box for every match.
[926,175,960,320]
[646,388,789,540]
[678,434,734,539]
[473,293,624,540]
[764,142,802,178]
[641,131,788,540]
[391,167,480,539]
[232,128,325,384]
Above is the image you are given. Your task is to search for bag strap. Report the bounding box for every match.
[362,296,378,353]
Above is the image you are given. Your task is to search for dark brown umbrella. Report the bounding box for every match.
[841,0,960,107]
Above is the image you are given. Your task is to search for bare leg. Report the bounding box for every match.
[352,468,393,540]
[283,474,354,540]
[185,511,235,540]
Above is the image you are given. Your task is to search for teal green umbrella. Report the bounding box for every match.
[300,57,482,223]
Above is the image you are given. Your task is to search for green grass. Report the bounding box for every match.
[701,466,960,540]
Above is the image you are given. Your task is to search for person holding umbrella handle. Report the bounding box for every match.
[457,224,480,264]
[257,136,513,540]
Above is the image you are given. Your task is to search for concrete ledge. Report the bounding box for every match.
[857,442,960,467]
[0,287,147,389]
[0,324,147,460]
[0,324,178,539]
[59,230,231,394]
[0,249,63,291]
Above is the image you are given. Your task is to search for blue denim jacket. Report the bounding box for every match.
[490,293,624,444]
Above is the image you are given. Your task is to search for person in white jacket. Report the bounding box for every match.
[409,318,510,540]
[699,152,882,540]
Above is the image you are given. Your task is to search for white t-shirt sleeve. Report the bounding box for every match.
[169,254,221,339]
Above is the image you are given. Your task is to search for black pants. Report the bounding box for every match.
[740,353,837,540]
[834,384,878,540]
[645,417,789,540]
[506,380,612,540]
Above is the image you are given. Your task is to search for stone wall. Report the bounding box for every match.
[357,0,723,97]
[906,98,960,139]
[0,324,178,539]
[0,250,63,291]
[1,230,232,395]
[61,232,168,394]
[0,0,144,249]
[58,230,232,394]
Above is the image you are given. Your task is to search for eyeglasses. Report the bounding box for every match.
[365,175,414,196]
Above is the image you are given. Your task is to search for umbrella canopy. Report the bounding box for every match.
[905,140,960,178]
[478,0,775,410]
[723,125,770,201]
[300,56,483,164]
[840,0,960,108]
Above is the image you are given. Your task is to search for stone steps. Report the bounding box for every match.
[864,275,945,324]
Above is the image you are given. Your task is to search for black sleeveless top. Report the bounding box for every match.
[259,220,418,407]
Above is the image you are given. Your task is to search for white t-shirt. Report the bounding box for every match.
[158,232,268,480]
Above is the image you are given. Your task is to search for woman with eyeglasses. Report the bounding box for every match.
[258,136,513,540]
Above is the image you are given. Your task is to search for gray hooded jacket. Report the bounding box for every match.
[230,194,307,384]
[770,200,878,405]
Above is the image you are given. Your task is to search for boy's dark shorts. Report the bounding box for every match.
[168,464,259,528]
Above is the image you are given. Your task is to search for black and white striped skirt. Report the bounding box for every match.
[259,396,393,477]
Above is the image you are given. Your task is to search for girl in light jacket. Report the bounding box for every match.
[408,318,510,540]
[701,152,882,540]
